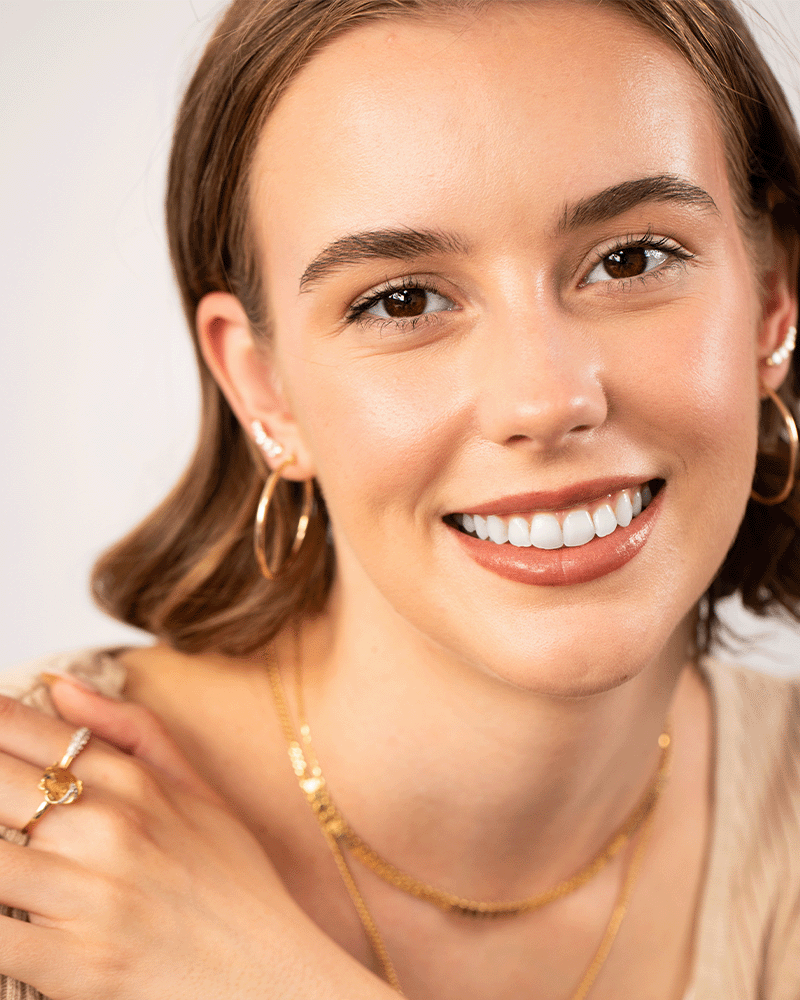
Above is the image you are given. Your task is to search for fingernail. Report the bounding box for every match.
[39,672,97,693]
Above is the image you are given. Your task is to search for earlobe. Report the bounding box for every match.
[195,292,316,480]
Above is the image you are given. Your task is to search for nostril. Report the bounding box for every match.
[478,376,608,450]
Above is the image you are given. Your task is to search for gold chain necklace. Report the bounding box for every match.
[267,659,671,997]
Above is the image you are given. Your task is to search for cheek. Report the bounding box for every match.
[281,346,466,519]
[625,293,761,553]
[663,329,756,454]
[683,313,759,469]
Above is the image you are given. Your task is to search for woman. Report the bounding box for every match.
[1,1,798,997]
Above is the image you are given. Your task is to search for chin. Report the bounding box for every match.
[438,598,696,701]
[482,649,653,700]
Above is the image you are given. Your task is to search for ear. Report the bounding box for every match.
[757,214,799,393]
[196,292,316,480]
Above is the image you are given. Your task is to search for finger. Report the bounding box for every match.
[0,839,86,920]
[0,749,55,836]
[0,745,108,854]
[0,695,96,771]
[0,696,145,805]
[0,913,75,999]
[48,679,223,802]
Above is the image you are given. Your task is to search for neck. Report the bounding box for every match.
[275,591,691,902]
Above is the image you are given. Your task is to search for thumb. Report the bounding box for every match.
[43,676,221,802]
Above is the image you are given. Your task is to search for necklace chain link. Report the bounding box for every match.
[267,657,672,997]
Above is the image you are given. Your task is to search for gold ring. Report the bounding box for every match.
[22,727,91,835]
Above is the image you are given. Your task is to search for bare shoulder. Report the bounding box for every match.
[116,642,294,799]
[117,643,277,725]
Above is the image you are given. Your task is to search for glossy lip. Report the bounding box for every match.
[453,476,653,518]
[449,484,664,586]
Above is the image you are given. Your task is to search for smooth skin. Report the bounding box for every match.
[1,3,797,999]
[0,682,397,1000]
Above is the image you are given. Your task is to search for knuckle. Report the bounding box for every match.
[81,935,138,998]
[117,757,160,800]
[75,876,158,996]
[82,797,151,851]
[101,754,165,804]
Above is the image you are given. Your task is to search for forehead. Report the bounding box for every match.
[252,1,730,268]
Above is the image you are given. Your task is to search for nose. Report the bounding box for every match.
[474,306,608,452]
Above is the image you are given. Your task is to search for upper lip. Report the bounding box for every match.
[453,476,656,517]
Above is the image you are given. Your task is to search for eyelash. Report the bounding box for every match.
[582,232,695,288]
[346,277,445,328]
[345,234,695,329]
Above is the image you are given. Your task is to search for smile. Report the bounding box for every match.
[453,483,657,550]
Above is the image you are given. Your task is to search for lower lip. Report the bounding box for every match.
[449,488,663,586]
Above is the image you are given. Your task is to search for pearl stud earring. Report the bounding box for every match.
[766,325,797,367]
[251,420,284,459]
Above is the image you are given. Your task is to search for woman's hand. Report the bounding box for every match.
[0,681,394,1000]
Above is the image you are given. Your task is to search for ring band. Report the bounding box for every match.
[22,727,91,835]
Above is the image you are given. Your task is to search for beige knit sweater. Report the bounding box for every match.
[0,649,798,999]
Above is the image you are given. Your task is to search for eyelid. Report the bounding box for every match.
[342,233,694,328]
[350,275,428,310]
[346,275,457,325]
[577,232,694,287]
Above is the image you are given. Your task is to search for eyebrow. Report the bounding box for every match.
[298,175,718,290]
[556,174,719,234]
[299,228,469,290]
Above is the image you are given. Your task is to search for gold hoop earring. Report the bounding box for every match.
[751,385,799,506]
[254,457,315,579]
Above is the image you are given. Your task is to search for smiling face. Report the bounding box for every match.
[214,1,795,694]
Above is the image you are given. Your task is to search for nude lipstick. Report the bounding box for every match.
[448,479,663,586]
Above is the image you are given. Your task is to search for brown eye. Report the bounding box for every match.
[355,285,455,323]
[603,247,649,280]
[382,288,429,318]
[583,242,677,287]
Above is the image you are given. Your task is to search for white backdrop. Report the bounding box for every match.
[3,0,800,675]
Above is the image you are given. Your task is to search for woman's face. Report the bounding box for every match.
[243,1,789,693]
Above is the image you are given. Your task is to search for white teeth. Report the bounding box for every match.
[487,515,508,544]
[508,516,533,547]
[457,482,656,549]
[562,510,596,547]
[614,492,633,528]
[530,513,563,549]
[593,503,617,538]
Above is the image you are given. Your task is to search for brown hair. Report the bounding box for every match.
[92,0,800,655]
